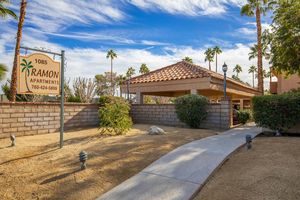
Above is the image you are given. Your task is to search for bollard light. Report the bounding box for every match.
[245,134,252,149]
[10,134,16,147]
[79,151,88,170]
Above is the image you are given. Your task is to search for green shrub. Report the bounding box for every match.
[67,95,82,102]
[98,96,132,135]
[174,94,209,128]
[252,93,300,131]
[237,110,251,124]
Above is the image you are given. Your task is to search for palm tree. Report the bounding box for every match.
[0,63,8,81]
[248,65,257,87]
[213,46,222,72]
[106,49,117,95]
[116,74,126,97]
[204,48,214,70]
[241,0,271,94]
[126,67,135,100]
[182,57,193,64]
[233,64,242,77]
[126,67,135,78]
[20,58,33,92]
[249,44,271,61]
[139,63,150,74]
[10,0,27,102]
[0,0,17,19]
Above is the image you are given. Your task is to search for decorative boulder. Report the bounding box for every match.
[148,126,165,135]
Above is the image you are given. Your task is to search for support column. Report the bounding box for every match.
[220,97,232,129]
[190,89,197,95]
[136,92,143,104]
[240,99,244,110]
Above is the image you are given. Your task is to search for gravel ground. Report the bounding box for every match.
[194,136,300,200]
[0,124,218,200]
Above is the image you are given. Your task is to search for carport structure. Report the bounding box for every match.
[121,61,260,108]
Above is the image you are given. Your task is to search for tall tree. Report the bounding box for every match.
[116,74,126,97]
[182,57,193,64]
[139,63,150,74]
[10,0,27,102]
[0,0,17,19]
[213,46,222,72]
[241,0,271,94]
[106,49,117,95]
[233,64,242,77]
[126,67,135,78]
[248,65,257,87]
[270,0,300,75]
[204,48,214,70]
[125,67,135,100]
[0,63,7,81]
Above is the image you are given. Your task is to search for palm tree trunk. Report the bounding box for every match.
[209,62,211,71]
[110,58,113,96]
[25,70,30,92]
[10,0,27,102]
[215,54,218,72]
[252,72,254,87]
[256,6,263,94]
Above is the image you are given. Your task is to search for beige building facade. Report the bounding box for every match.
[270,73,300,94]
[121,61,260,108]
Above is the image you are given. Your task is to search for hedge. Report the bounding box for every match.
[237,110,251,125]
[252,93,300,131]
[174,94,209,128]
[98,96,133,135]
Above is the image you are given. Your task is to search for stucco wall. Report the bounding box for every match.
[277,74,300,94]
[130,100,231,129]
[0,102,99,138]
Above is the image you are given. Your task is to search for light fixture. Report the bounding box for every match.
[79,151,88,170]
[222,62,228,98]
[245,134,252,149]
[222,62,228,73]
[10,134,16,147]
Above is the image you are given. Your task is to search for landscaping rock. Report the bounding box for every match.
[148,126,165,135]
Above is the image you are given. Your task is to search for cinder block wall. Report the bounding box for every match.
[0,102,99,138]
[130,100,231,129]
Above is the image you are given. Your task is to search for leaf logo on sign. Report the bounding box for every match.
[21,59,34,93]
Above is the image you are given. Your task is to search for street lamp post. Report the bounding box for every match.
[222,62,228,98]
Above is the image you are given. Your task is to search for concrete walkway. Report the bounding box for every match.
[97,125,262,200]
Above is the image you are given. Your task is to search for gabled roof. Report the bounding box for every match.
[129,61,210,84]
[128,61,256,90]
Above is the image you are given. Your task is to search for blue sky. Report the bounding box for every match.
[0,0,272,91]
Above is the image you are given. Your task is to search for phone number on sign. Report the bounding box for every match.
[32,85,58,90]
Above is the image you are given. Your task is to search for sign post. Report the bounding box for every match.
[18,47,65,148]
[60,50,65,148]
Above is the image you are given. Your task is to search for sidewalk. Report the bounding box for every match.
[97,125,262,200]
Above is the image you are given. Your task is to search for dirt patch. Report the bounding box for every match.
[193,136,300,200]
[0,124,218,200]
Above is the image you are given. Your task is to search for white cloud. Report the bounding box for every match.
[9,0,126,32]
[128,0,247,16]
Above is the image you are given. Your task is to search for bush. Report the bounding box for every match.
[98,96,133,135]
[67,95,82,102]
[237,110,251,124]
[174,94,209,128]
[252,93,300,131]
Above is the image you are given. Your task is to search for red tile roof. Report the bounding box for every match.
[128,61,257,90]
[129,61,210,84]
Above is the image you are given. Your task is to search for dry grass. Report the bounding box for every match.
[193,136,300,200]
[0,124,218,200]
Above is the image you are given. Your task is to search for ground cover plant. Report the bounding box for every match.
[175,94,209,128]
[252,92,300,132]
[98,96,132,135]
